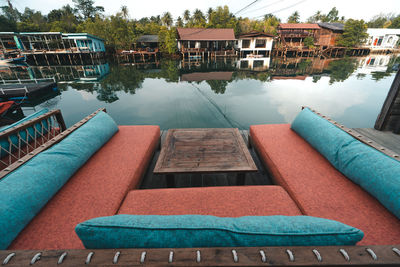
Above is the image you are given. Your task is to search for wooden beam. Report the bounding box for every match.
[1,245,399,266]
[375,68,400,130]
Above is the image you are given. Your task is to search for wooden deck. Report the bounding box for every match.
[140,130,272,189]
[353,128,400,156]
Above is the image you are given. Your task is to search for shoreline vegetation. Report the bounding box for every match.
[1,1,400,55]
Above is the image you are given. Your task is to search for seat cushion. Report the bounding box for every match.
[0,111,118,250]
[250,124,400,245]
[118,186,302,217]
[291,108,400,219]
[9,125,160,250]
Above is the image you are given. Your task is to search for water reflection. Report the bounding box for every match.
[0,54,398,129]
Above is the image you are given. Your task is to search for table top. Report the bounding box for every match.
[154,128,258,174]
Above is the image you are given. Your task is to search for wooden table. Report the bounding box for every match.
[154,128,258,187]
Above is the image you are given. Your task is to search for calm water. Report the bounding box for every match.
[2,54,399,129]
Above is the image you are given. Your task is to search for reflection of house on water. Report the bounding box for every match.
[237,57,271,71]
[270,57,333,78]
[0,63,110,83]
[357,54,395,74]
[0,61,110,126]
[180,72,233,82]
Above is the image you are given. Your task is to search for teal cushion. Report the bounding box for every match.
[0,108,50,158]
[75,215,363,249]
[0,111,118,249]
[291,108,400,219]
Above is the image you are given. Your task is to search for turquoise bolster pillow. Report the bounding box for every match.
[291,108,400,219]
[0,108,50,158]
[0,111,118,249]
[75,215,363,249]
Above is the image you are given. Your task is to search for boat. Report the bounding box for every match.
[0,51,26,65]
[0,81,58,101]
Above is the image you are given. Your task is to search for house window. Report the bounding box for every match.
[190,41,196,48]
[387,36,393,44]
[255,39,266,48]
[253,60,264,68]
[200,41,208,48]
[240,60,249,68]
[242,39,250,48]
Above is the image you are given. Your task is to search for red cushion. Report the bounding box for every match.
[118,185,302,217]
[10,125,160,250]
[250,124,400,245]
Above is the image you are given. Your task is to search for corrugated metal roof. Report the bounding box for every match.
[238,31,274,38]
[177,28,236,41]
[279,23,321,30]
[318,22,344,31]
[63,33,104,41]
[137,35,159,43]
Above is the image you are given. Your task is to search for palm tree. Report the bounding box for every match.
[176,16,184,27]
[207,8,213,20]
[120,5,129,20]
[161,12,173,28]
[5,0,12,8]
[287,11,300,23]
[193,9,205,26]
[183,9,191,25]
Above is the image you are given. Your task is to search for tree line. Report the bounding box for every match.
[1,0,399,53]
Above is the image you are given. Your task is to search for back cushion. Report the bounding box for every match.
[0,111,118,249]
[291,108,400,220]
[76,215,364,249]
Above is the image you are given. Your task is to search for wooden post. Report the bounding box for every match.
[33,54,38,65]
[374,68,400,130]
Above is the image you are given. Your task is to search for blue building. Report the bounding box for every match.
[62,33,105,52]
[0,32,105,53]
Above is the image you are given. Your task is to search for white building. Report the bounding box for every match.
[236,57,271,71]
[236,31,274,57]
[356,54,393,74]
[365,28,400,50]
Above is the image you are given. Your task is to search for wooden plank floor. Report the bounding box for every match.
[353,128,400,155]
[140,130,272,189]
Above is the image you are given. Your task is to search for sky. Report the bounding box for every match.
[9,0,400,22]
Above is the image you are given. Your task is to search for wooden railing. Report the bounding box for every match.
[1,245,400,266]
[0,108,106,180]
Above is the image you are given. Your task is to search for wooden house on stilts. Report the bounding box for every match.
[177,28,237,59]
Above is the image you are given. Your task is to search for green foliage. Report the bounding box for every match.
[327,58,358,84]
[1,6,20,22]
[206,80,228,94]
[236,14,280,36]
[367,13,399,28]
[367,16,389,28]
[389,15,400,28]
[192,9,206,27]
[304,36,314,48]
[370,56,400,81]
[175,16,183,27]
[161,12,173,27]
[307,7,344,23]
[72,0,104,20]
[158,26,177,55]
[336,19,368,47]
[287,11,300,23]
[207,6,237,29]
[0,15,17,31]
